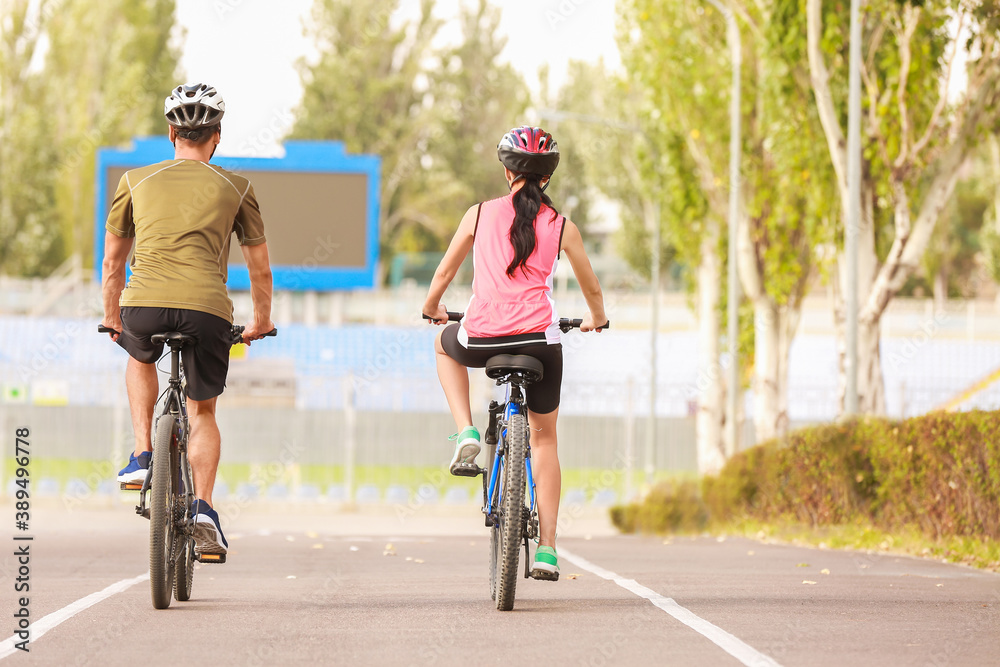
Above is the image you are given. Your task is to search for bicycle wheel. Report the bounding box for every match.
[488,441,500,601]
[150,414,177,609]
[495,412,527,611]
[174,457,195,602]
[174,538,194,602]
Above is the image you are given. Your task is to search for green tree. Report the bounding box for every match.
[620,0,838,452]
[46,0,179,269]
[0,1,62,276]
[425,0,528,227]
[807,0,1000,414]
[0,0,179,277]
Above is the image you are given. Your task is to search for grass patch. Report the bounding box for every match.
[720,519,1000,571]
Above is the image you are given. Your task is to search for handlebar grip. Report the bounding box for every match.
[422,312,464,322]
[98,325,119,335]
[231,326,278,344]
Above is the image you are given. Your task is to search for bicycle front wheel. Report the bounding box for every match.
[495,412,527,611]
[150,415,178,609]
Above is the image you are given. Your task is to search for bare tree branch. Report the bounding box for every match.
[806,0,849,211]
[892,4,920,171]
[912,9,965,158]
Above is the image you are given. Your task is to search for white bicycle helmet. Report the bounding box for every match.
[164,83,225,129]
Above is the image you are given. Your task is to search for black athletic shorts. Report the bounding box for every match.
[117,307,232,401]
[440,323,563,414]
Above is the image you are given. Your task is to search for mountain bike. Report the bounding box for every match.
[99,323,275,609]
[425,312,608,611]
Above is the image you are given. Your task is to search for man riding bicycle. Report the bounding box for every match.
[101,83,275,559]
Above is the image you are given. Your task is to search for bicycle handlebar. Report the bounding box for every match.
[422,312,464,323]
[230,325,277,344]
[558,318,610,333]
[98,324,277,344]
[422,313,609,332]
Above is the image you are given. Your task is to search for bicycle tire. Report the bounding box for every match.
[174,456,195,602]
[495,412,527,611]
[150,415,177,609]
[488,441,500,601]
[174,539,194,602]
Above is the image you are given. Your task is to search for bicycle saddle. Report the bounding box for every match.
[485,354,544,383]
[151,331,196,346]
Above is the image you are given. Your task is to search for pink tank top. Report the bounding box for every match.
[460,194,565,346]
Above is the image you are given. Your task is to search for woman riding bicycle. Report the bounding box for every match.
[423,125,608,579]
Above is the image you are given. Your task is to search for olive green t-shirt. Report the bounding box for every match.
[105,159,266,323]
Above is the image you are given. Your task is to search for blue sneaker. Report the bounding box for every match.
[117,451,151,483]
[192,499,228,555]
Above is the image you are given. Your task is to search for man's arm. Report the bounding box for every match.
[240,242,274,343]
[101,232,134,340]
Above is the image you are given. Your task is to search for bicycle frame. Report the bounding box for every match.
[484,382,536,531]
[135,347,191,522]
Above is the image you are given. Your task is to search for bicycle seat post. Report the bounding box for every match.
[170,343,181,384]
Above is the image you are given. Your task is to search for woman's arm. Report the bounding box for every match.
[561,219,608,332]
[423,204,479,323]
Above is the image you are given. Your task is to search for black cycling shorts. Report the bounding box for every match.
[440,323,563,414]
[117,307,232,401]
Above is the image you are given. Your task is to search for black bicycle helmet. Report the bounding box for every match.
[497,126,560,175]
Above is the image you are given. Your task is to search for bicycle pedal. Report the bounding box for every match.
[529,569,559,582]
[195,552,226,564]
[120,482,143,491]
[450,463,484,478]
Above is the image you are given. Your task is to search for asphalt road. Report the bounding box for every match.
[0,500,997,666]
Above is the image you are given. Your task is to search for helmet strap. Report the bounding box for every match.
[507,173,525,191]
[540,176,551,192]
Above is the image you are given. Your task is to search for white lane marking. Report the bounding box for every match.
[560,548,782,667]
[0,572,149,660]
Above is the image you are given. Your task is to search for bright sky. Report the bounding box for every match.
[174,0,621,157]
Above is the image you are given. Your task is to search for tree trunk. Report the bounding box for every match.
[748,297,801,443]
[695,220,726,474]
[933,267,947,312]
[752,298,780,442]
[857,314,886,414]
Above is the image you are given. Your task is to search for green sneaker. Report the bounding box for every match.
[448,426,481,475]
[531,545,559,581]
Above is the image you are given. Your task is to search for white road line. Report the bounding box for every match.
[0,572,149,660]
[560,548,782,667]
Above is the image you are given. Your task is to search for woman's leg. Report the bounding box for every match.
[435,328,473,431]
[527,407,560,548]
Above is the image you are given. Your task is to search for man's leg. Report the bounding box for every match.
[125,357,158,455]
[187,396,221,506]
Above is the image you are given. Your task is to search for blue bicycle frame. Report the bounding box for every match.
[484,384,536,524]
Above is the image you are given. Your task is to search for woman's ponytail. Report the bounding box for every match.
[507,175,556,277]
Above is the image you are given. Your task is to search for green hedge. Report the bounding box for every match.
[615,411,1000,541]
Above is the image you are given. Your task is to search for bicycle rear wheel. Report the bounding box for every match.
[174,456,195,602]
[150,415,178,609]
[174,539,194,602]
[495,412,527,611]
